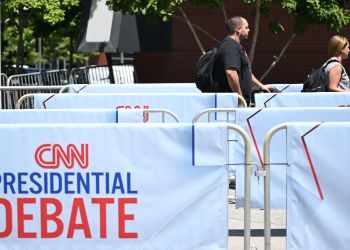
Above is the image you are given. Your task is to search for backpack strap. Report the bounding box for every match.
[324,59,344,76]
[323,59,344,91]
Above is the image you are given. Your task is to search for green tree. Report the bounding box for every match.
[2,0,80,74]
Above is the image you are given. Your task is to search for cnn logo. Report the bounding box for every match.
[117,105,149,122]
[35,144,88,169]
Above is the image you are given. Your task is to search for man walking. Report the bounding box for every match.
[214,16,271,105]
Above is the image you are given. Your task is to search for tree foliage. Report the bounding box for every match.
[2,0,80,73]
[106,0,225,22]
[3,0,80,25]
[246,0,350,35]
[284,0,350,34]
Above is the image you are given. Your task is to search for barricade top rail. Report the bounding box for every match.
[70,64,136,84]
[142,109,180,123]
[16,94,35,109]
[0,86,63,91]
[7,69,70,86]
[0,86,63,109]
[192,108,240,123]
[15,94,181,123]
[192,107,350,123]
[1,73,8,86]
[59,85,69,93]
[238,95,247,107]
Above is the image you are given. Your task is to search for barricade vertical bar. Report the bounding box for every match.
[227,112,230,170]
[263,123,287,250]
[227,124,251,250]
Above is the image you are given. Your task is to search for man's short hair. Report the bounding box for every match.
[226,16,243,35]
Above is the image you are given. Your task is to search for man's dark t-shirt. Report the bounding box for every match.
[213,37,252,104]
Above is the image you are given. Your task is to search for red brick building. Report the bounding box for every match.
[94,1,350,84]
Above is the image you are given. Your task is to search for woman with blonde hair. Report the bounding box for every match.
[325,36,350,92]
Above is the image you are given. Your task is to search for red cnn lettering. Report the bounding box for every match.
[143,105,149,122]
[41,198,63,238]
[35,144,88,169]
[18,198,37,238]
[339,105,350,107]
[118,198,138,238]
[92,198,114,238]
[67,198,92,238]
[0,198,12,238]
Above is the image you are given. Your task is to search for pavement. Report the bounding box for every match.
[228,188,286,250]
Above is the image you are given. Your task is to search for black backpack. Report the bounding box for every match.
[194,48,218,92]
[195,41,226,92]
[302,59,342,92]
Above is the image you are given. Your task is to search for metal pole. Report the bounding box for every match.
[227,124,252,250]
[106,53,115,84]
[69,36,73,72]
[38,37,42,85]
[120,52,124,64]
[0,1,2,78]
[263,123,287,250]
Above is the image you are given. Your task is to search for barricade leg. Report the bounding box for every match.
[263,123,287,250]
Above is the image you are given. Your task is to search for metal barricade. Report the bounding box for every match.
[7,70,69,86]
[192,108,254,250]
[1,75,9,106]
[263,123,287,250]
[15,94,181,123]
[59,86,70,93]
[70,65,137,85]
[227,124,252,250]
[143,109,180,123]
[1,74,8,86]
[0,86,62,109]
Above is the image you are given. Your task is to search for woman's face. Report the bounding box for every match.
[341,43,349,59]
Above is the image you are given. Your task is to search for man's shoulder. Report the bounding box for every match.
[217,38,241,53]
[219,37,240,48]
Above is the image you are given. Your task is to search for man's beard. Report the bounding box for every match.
[240,34,249,43]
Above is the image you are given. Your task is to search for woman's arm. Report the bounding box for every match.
[328,65,350,92]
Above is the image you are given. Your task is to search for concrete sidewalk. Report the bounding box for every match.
[228,189,286,250]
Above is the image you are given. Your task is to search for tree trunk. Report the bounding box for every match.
[168,13,220,43]
[259,33,296,82]
[248,3,260,67]
[222,2,227,24]
[178,7,205,54]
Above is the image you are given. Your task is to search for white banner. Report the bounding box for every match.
[33,93,239,123]
[117,109,143,123]
[286,122,350,249]
[235,107,350,209]
[270,84,303,93]
[68,84,200,94]
[0,110,148,124]
[255,92,350,108]
[0,123,228,249]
